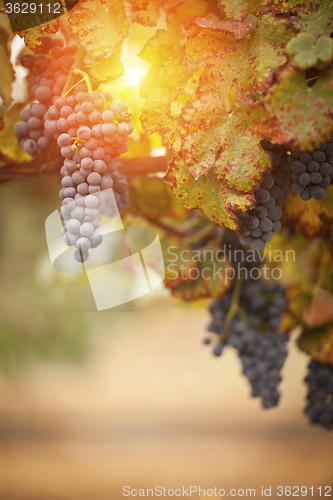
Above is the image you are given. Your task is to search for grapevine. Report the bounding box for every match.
[0,0,333,431]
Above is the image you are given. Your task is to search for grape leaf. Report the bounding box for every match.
[127,0,159,27]
[68,0,129,59]
[298,324,333,367]
[129,177,189,220]
[287,34,333,70]
[140,58,203,135]
[191,17,254,39]
[294,3,333,41]
[163,241,233,301]
[89,53,124,81]
[18,20,59,51]
[180,98,271,190]
[0,23,14,107]
[302,290,333,329]
[264,65,333,151]
[0,105,30,163]
[165,156,253,229]
[218,0,265,21]
[138,29,178,65]
[282,187,333,239]
[248,14,294,91]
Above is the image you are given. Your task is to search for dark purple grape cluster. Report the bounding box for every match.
[204,276,289,409]
[15,35,79,157]
[237,143,290,252]
[290,139,333,200]
[304,360,333,430]
[48,90,131,210]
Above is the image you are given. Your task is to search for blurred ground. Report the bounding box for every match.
[0,180,332,499]
[0,301,332,500]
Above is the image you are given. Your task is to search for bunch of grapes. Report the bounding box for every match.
[290,138,333,200]
[204,276,289,409]
[15,35,79,157]
[49,90,132,262]
[304,360,333,430]
[237,143,290,252]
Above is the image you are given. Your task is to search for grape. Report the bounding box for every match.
[77,126,92,141]
[85,194,99,208]
[61,145,74,158]
[255,206,267,219]
[89,110,102,124]
[255,188,270,203]
[252,238,266,251]
[300,153,311,164]
[311,185,325,200]
[57,133,71,147]
[79,147,93,159]
[61,176,75,188]
[319,176,331,188]
[319,163,331,176]
[85,137,98,150]
[66,219,81,233]
[74,249,89,263]
[75,183,87,196]
[292,182,304,194]
[27,116,41,130]
[71,206,85,220]
[310,172,322,184]
[21,54,35,68]
[262,196,275,210]
[292,161,306,174]
[261,230,274,242]
[60,106,73,119]
[304,360,333,430]
[64,187,76,198]
[247,216,259,229]
[23,139,38,156]
[312,150,326,163]
[307,160,319,172]
[72,171,85,185]
[14,122,29,138]
[261,175,275,189]
[37,136,50,150]
[90,232,103,248]
[93,160,107,175]
[80,223,94,238]
[85,207,98,219]
[63,231,79,246]
[76,237,91,252]
[206,275,289,409]
[102,110,114,122]
[87,172,101,186]
[299,172,311,185]
[31,103,47,118]
[34,85,52,103]
[300,188,311,201]
[260,218,273,232]
[64,160,77,173]
[100,175,113,190]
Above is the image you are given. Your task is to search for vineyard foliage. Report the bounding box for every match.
[0,0,333,370]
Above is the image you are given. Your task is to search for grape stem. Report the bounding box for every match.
[61,48,87,97]
[72,69,93,95]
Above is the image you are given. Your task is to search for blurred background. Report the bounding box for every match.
[0,179,332,500]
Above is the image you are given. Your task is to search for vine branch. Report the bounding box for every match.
[0,155,168,181]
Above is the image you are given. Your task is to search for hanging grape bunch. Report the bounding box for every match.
[304,360,333,430]
[204,275,289,409]
[15,36,132,264]
[237,142,290,252]
[290,138,333,200]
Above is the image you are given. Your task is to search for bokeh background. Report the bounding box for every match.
[0,179,332,500]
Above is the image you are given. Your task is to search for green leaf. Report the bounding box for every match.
[298,323,333,366]
[141,58,203,135]
[264,65,333,151]
[0,26,14,107]
[68,0,129,59]
[89,53,124,81]
[129,177,189,220]
[218,0,265,21]
[294,3,333,41]
[0,105,30,163]
[180,98,271,190]
[165,156,253,229]
[163,241,233,301]
[287,33,333,69]
[248,14,294,91]
[138,29,178,65]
